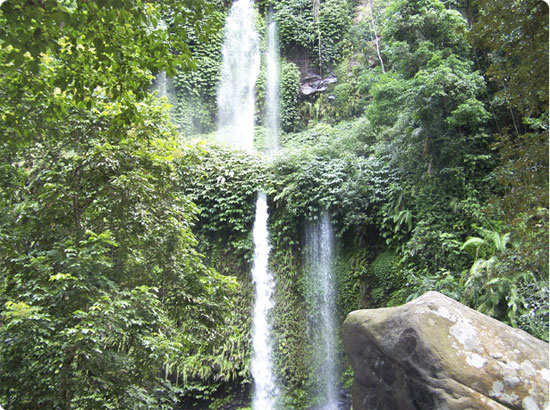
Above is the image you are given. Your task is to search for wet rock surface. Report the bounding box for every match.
[343,291,549,410]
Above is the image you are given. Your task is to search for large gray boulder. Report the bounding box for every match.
[343,291,549,410]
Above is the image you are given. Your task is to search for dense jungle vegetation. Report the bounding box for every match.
[0,0,548,408]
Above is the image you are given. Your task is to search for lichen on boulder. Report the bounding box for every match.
[343,291,549,410]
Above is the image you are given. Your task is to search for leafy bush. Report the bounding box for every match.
[0,97,235,409]
[367,251,406,306]
[280,60,302,132]
[275,0,351,71]
[172,7,225,136]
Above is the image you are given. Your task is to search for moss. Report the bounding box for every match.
[367,251,406,307]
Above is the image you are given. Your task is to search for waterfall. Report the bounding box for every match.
[154,71,174,102]
[265,10,280,156]
[216,0,260,152]
[248,10,281,409]
[216,1,278,408]
[306,213,339,410]
[153,70,176,122]
[250,192,279,409]
[156,71,167,99]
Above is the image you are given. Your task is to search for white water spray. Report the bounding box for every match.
[217,0,260,152]
[152,71,177,125]
[156,71,168,98]
[216,1,278,408]
[250,192,279,409]
[306,213,339,410]
[248,9,281,409]
[265,11,280,156]
[154,71,175,102]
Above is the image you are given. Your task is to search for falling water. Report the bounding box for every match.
[216,1,278,408]
[154,71,174,102]
[248,9,281,409]
[153,70,177,126]
[265,11,280,155]
[306,212,339,410]
[250,192,279,409]
[216,0,260,152]
[156,71,168,98]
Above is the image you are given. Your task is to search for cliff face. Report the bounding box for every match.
[343,292,549,410]
[285,43,318,80]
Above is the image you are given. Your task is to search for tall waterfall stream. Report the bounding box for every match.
[249,9,281,409]
[217,1,279,408]
[306,213,339,409]
[217,2,340,407]
[250,192,279,408]
[265,10,280,156]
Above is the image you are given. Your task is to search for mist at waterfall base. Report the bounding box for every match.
[216,0,260,151]
[305,213,340,410]
[216,0,279,409]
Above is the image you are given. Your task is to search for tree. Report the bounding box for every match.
[355,0,498,299]
[470,0,548,119]
[0,93,235,409]
[0,1,234,407]
[465,0,549,340]
[0,0,215,151]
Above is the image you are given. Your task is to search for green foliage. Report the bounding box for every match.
[172,8,225,136]
[172,143,267,405]
[275,0,352,71]
[0,0,211,150]
[182,143,267,261]
[407,268,462,301]
[274,0,316,53]
[459,226,549,341]
[280,60,302,132]
[2,0,549,407]
[370,251,400,287]
[270,247,309,408]
[461,0,549,340]
[383,0,470,77]
[363,0,492,191]
[0,96,235,408]
[334,248,372,312]
[0,1,240,405]
[347,0,499,311]
[317,0,352,68]
[362,69,409,133]
[470,0,548,118]
[331,55,368,121]
[366,251,407,306]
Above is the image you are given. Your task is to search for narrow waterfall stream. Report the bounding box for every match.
[250,192,279,408]
[249,10,281,409]
[265,10,280,156]
[154,70,175,105]
[217,1,279,408]
[306,213,339,410]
